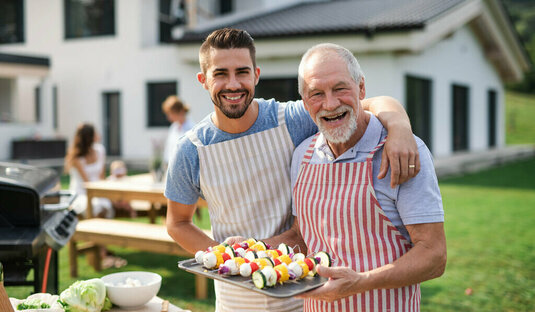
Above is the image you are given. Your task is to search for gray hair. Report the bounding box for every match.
[298,43,365,96]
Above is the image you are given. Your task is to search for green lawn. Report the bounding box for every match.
[7,158,535,311]
[422,158,535,312]
[505,91,535,145]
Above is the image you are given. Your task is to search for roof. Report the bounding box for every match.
[0,52,50,67]
[175,0,466,42]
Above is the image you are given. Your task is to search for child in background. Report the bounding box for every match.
[108,160,137,218]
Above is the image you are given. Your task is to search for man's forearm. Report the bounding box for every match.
[166,221,217,254]
[362,96,411,131]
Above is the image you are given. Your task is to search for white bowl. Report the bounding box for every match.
[101,271,162,309]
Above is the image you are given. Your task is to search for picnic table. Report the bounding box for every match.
[84,173,206,222]
[72,174,210,299]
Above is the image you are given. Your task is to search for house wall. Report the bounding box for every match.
[393,25,503,157]
[0,0,505,161]
[0,0,190,160]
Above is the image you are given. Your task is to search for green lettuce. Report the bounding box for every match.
[58,278,111,312]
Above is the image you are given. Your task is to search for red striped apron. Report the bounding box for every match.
[294,133,420,312]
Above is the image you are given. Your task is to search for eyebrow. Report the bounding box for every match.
[213,66,252,73]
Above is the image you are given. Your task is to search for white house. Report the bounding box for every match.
[0,0,530,162]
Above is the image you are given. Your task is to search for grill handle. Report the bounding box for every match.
[42,190,77,211]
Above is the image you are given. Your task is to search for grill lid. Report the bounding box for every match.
[0,162,60,227]
[0,162,58,195]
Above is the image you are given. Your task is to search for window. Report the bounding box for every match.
[219,0,233,15]
[64,0,115,39]
[147,81,177,127]
[53,86,58,130]
[0,0,24,44]
[35,86,41,123]
[405,75,432,151]
[256,78,299,103]
[159,0,186,43]
[103,92,121,156]
[488,89,497,148]
[452,84,469,152]
[0,78,13,122]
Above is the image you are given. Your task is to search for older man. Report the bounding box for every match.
[290,43,446,311]
[166,28,422,312]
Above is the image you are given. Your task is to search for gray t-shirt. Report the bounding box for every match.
[290,113,444,241]
[165,98,318,205]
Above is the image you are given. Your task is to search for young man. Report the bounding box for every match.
[165,28,420,311]
[291,43,446,311]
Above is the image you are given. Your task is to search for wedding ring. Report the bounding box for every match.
[408,164,416,169]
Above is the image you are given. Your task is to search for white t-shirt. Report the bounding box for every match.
[163,119,194,163]
[69,143,113,218]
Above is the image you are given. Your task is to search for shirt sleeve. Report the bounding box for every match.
[164,134,202,205]
[284,100,318,147]
[395,138,444,225]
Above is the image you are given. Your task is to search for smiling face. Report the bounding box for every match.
[301,50,366,147]
[198,48,260,119]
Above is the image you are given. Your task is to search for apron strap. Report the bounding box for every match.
[300,133,320,166]
[185,129,203,147]
[277,102,287,126]
[367,136,387,160]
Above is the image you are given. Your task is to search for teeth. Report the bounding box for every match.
[324,112,345,120]
[225,95,241,100]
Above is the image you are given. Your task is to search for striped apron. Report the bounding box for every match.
[187,103,303,312]
[294,134,420,312]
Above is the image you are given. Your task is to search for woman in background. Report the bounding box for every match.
[64,122,114,218]
[64,123,126,268]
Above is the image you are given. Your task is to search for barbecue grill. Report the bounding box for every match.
[0,162,78,294]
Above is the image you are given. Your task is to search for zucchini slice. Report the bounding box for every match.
[277,243,291,255]
[292,252,306,262]
[252,271,267,289]
[225,246,235,258]
[244,250,258,261]
[314,251,332,267]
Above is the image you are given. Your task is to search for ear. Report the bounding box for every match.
[359,78,366,100]
[197,72,207,89]
[254,67,261,86]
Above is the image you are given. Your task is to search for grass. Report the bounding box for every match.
[7,158,535,311]
[505,91,535,145]
[422,158,535,312]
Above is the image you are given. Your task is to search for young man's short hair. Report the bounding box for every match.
[199,28,256,73]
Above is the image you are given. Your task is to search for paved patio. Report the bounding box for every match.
[433,144,535,178]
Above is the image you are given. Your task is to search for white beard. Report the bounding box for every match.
[316,106,358,144]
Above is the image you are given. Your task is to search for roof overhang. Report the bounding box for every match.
[176,0,530,83]
[0,52,50,78]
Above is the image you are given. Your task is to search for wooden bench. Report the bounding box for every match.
[69,218,211,299]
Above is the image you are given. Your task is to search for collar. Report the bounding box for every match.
[314,112,383,162]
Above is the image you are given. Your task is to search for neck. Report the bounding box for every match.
[327,111,370,159]
[212,100,259,134]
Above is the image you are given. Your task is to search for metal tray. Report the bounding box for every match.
[178,259,328,298]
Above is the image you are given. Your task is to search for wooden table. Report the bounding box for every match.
[109,296,191,312]
[84,174,206,222]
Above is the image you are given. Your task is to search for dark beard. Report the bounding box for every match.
[213,90,254,119]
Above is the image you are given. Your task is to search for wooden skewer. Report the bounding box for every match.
[161,299,169,312]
